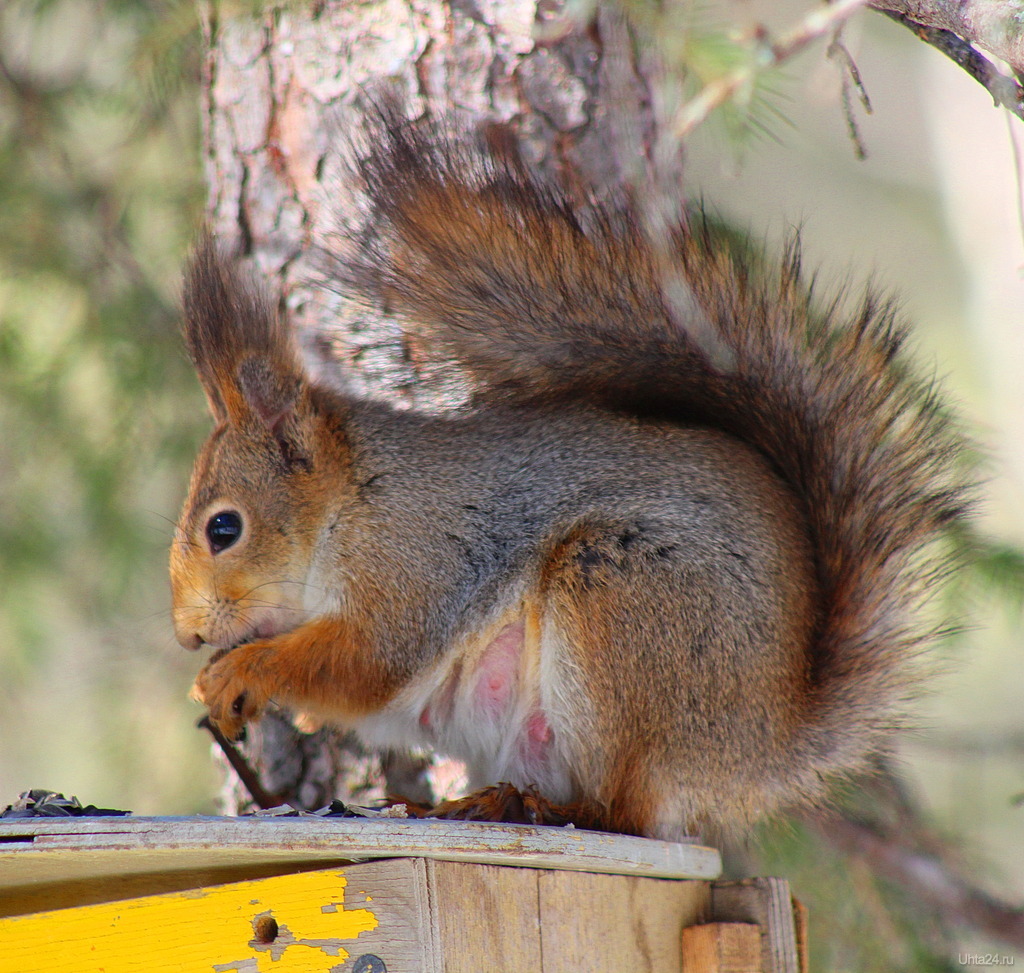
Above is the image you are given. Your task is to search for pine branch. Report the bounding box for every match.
[674,0,873,138]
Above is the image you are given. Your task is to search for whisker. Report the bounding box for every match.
[146,511,185,533]
[147,510,183,529]
[239,600,310,613]
[175,603,219,614]
[144,511,202,551]
[245,579,324,595]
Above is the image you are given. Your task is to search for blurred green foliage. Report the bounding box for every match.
[0,0,204,654]
[0,0,214,810]
[571,0,796,147]
[0,0,1021,964]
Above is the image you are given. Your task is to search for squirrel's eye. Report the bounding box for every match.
[206,510,243,554]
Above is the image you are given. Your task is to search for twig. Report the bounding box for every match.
[877,8,1024,123]
[868,0,1024,75]
[674,0,873,138]
[828,27,873,159]
[1007,112,1024,261]
[807,809,1024,948]
[197,715,284,810]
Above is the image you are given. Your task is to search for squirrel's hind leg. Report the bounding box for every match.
[537,512,811,841]
[402,782,607,830]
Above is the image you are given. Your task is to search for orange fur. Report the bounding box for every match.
[172,117,970,838]
[193,616,404,740]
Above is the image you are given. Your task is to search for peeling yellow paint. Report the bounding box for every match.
[0,868,378,973]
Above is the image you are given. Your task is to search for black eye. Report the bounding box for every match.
[206,510,243,554]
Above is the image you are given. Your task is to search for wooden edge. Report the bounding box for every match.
[710,878,800,973]
[681,922,763,972]
[0,816,722,885]
[791,895,809,973]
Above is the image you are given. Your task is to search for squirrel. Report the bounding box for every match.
[171,117,969,840]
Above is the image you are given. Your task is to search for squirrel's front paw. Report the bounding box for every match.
[191,643,273,740]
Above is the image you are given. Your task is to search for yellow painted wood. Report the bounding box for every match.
[0,868,378,973]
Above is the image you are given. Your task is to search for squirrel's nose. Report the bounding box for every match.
[178,631,204,651]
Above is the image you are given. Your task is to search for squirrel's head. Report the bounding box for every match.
[170,239,351,651]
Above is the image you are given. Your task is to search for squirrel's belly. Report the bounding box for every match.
[357,612,575,803]
[427,616,572,800]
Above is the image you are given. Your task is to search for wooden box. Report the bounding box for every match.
[0,816,804,972]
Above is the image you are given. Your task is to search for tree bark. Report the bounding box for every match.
[199,0,667,811]
[870,0,1024,74]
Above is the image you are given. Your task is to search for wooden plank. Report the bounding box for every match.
[428,860,543,972]
[535,869,711,972]
[326,858,441,973]
[0,859,351,919]
[0,866,378,973]
[0,852,719,973]
[681,923,762,972]
[0,859,444,973]
[791,897,809,973]
[711,879,800,973]
[0,817,721,908]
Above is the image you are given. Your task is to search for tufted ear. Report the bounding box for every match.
[182,234,307,429]
[236,354,302,434]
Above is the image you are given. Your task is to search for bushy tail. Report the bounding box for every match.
[332,118,971,781]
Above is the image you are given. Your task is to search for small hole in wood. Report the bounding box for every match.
[252,915,279,944]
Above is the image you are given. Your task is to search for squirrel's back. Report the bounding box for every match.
[327,116,970,806]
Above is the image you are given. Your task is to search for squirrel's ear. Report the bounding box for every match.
[196,375,229,425]
[182,235,306,428]
[236,355,302,433]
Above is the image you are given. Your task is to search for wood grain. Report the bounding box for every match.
[429,861,543,972]
[0,816,721,916]
[711,878,801,973]
[536,869,711,973]
[0,837,805,973]
[680,923,763,972]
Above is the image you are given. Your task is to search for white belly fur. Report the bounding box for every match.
[353,602,578,803]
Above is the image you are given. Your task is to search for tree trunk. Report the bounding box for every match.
[198,0,664,811]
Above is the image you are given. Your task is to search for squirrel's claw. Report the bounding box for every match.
[192,644,271,740]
